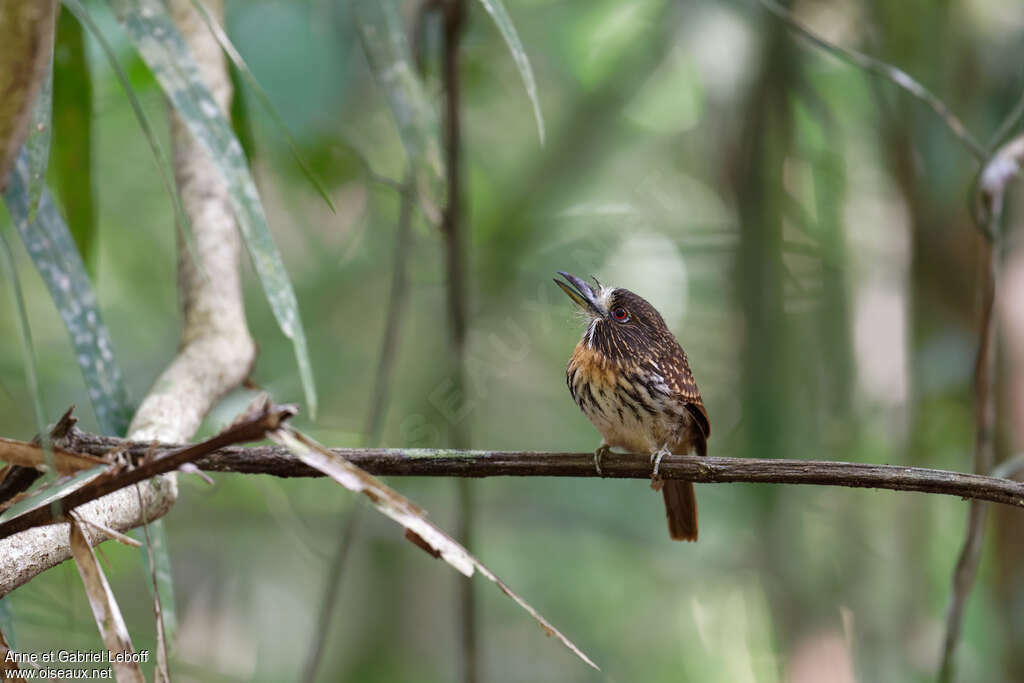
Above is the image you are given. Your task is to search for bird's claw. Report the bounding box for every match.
[651,446,672,479]
[594,444,611,476]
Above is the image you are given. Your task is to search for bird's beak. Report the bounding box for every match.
[554,271,605,317]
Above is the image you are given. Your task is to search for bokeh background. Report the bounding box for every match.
[2,0,1024,681]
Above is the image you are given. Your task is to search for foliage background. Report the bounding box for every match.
[2,0,1024,681]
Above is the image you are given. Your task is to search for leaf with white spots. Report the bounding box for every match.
[26,51,53,222]
[3,150,132,435]
[110,0,317,418]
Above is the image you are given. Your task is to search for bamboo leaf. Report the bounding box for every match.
[27,55,54,222]
[0,1,57,190]
[3,151,132,436]
[476,0,545,145]
[354,0,445,215]
[0,464,106,524]
[271,427,600,671]
[0,230,50,464]
[68,516,145,683]
[188,0,335,214]
[62,0,197,269]
[111,0,318,418]
[53,8,98,269]
[132,518,177,644]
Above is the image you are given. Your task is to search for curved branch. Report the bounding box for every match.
[0,0,253,597]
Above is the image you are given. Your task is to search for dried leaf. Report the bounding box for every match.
[0,625,18,678]
[68,516,144,683]
[270,428,599,670]
[0,436,106,474]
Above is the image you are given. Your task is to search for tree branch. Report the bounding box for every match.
[0,402,295,544]
[20,430,1024,509]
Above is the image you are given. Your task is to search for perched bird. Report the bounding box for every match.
[555,271,710,541]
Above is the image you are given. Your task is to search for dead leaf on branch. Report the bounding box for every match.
[269,427,600,671]
[68,514,145,683]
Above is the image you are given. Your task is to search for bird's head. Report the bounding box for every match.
[554,271,674,361]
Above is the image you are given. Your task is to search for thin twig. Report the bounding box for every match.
[21,430,1024,508]
[758,0,986,161]
[439,1,475,680]
[300,172,417,683]
[988,90,1024,155]
[938,134,1024,682]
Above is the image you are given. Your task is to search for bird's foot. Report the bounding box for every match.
[594,444,611,476]
[650,446,672,479]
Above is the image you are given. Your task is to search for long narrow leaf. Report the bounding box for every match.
[271,427,599,671]
[111,0,318,417]
[354,0,445,213]
[0,464,106,523]
[27,55,54,221]
[68,516,145,683]
[3,151,132,435]
[0,436,105,473]
[53,8,98,269]
[132,518,177,643]
[188,0,335,214]
[62,0,196,268]
[476,0,545,145]
[0,231,50,465]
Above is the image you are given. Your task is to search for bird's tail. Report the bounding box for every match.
[662,480,698,541]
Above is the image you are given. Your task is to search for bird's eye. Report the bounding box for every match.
[611,306,629,322]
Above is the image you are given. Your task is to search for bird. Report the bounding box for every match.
[554,271,710,541]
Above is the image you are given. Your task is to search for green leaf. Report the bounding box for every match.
[354,0,445,212]
[27,53,54,223]
[0,230,49,463]
[111,0,318,418]
[62,0,196,267]
[0,463,106,525]
[188,0,335,214]
[475,0,545,145]
[3,151,132,436]
[132,519,177,643]
[52,7,97,270]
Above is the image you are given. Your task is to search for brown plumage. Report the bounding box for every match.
[555,272,710,541]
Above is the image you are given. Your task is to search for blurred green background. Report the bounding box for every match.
[2,0,1024,681]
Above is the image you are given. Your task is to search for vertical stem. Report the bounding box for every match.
[300,177,417,682]
[440,1,474,681]
[939,231,1000,682]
